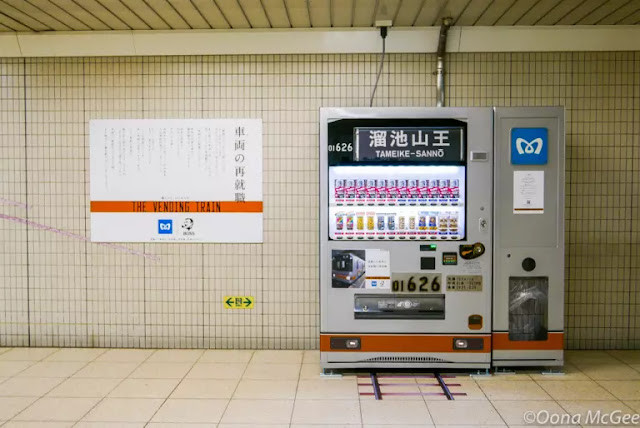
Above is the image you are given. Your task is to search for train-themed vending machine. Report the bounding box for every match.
[320,107,494,370]
[319,107,565,370]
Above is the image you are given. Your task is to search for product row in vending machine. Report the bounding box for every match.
[334,178,461,205]
[334,210,461,240]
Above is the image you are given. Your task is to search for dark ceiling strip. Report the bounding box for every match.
[0,10,36,31]
[514,0,543,25]
[235,0,253,28]
[411,0,427,26]
[258,0,273,27]
[212,0,234,28]
[166,0,193,29]
[68,0,113,30]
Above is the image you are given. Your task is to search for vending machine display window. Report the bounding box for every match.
[327,119,467,242]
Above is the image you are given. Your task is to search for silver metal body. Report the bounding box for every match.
[320,107,494,369]
[492,107,565,367]
[319,107,565,370]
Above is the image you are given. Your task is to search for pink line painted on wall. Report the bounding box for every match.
[0,213,159,261]
[0,198,29,210]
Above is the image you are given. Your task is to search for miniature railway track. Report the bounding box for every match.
[359,372,467,400]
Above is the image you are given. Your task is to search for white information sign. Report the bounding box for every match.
[513,170,544,214]
[90,119,262,243]
[365,249,391,289]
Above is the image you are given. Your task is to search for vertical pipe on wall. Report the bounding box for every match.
[436,18,452,107]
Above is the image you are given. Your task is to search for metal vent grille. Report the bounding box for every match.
[361,356,448,363]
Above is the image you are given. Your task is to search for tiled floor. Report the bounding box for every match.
[0,348,638,427]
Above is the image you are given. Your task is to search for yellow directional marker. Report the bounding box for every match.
[224,296,254,309]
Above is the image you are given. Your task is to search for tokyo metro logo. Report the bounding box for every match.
[158,219,173,234]
[511,128,548,165]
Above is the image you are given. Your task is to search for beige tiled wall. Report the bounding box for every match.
[0,52,638,350]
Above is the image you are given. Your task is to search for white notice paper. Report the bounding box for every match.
[365,249,391,289]
[513,171,544,214]
[90,119,263,243]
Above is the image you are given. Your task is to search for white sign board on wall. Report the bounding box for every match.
[90,119,262,243]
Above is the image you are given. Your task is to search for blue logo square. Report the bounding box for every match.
[511,128,548,165]
[371,281,377,287]
[158,219,173,234]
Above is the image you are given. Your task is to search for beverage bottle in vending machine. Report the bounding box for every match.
[408,215,416,238]
[366,179,377,202]
[438,179,450,201]
[398,215,406,238]
[346,212,355,238]
[438,212,449,236]
[418,180,429,204]
[356,212,365,238]
[376,179,387,200]
[429,180,439,200]
[387,179,398,201]
[451,179,460,200]
[334,179,344,200]
[366,212,375,238]
[448,212,459,236]
[345,179,355,201]
[418,214,427,237]
[335,212,344,239]
[387,214,396,237]
[355,179,366,201]
[428,213,438,236]
[398,180,408,200]
[377,215,385,238]
[407,179,418,203]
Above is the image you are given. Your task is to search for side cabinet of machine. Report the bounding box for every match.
[492,107,565,367]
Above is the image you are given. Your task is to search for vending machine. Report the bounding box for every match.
[319,107,564,370]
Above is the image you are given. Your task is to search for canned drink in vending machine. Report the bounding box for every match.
[448,212,459,235]
[429,179,439,198]
[377,215,385,232]
[397,180,408,198]
[438,179,450,199]
[408,179,418,198]
[428,213,438,234]
[409,216,416,230]
[346,213,354,230]
[451,179,460,199]
[335,179,344,199]
[357,214,364,230]
[419,214,427,231]
[356,179,366,198]
[335,212,344,231]
[376,179,387,199]
[367,213,376,230]
[387,215,395,231]
[398,216,405,230]
[438,212,449,235]
[366,179,377,199]
[387,179,397,198]
[418,179,429,199]
[345,179,355,199]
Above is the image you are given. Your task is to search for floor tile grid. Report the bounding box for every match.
[144,349,257,424]
[5,349,158,424]
[437,374,511,427]
[528,358,640,428]
[2,349,640,426]
[97,349,222,425]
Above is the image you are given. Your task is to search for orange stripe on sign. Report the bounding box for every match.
[492,332,564,350]
[320,334,491,353]
[90,201,263,213]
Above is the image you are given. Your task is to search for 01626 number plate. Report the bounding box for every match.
[391,273,442,293]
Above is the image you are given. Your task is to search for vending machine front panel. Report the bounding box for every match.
[320,107,494,369]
